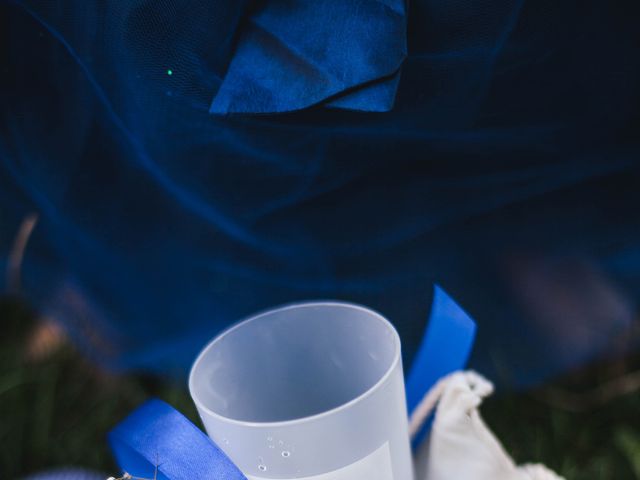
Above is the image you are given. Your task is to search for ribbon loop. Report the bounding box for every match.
[109,399,247,480]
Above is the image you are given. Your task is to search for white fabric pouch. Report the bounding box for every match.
[411,371,565,480]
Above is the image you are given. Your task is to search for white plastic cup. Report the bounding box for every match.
[189,302,414,480]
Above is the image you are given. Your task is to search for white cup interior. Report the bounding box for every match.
[190,302,399,423]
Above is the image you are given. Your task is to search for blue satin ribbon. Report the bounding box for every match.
[108,399,246,480]
[109,286,475,477]
[405,285,477,446]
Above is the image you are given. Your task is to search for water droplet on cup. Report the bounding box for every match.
[258,465,267,472]
[282,450,291,458]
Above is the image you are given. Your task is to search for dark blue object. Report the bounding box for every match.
[1,0,640,386]
[23,468,106,480]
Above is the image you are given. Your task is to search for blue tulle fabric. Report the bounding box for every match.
[1,0,639,385]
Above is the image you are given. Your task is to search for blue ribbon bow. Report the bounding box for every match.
[109,286,475,479]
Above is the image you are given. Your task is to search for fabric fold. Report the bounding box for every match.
[210,0,407,114]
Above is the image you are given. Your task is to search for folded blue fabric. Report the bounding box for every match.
[210,0,407,114]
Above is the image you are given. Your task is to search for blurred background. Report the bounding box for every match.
[2,0,640,478]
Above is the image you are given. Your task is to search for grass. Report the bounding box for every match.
[0,297,200,478]
[1,295,639,479]
[483,377,640,478]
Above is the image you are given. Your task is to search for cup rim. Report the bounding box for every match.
[188,300,402,428]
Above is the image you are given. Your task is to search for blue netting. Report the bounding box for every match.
[1,0,639,385]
